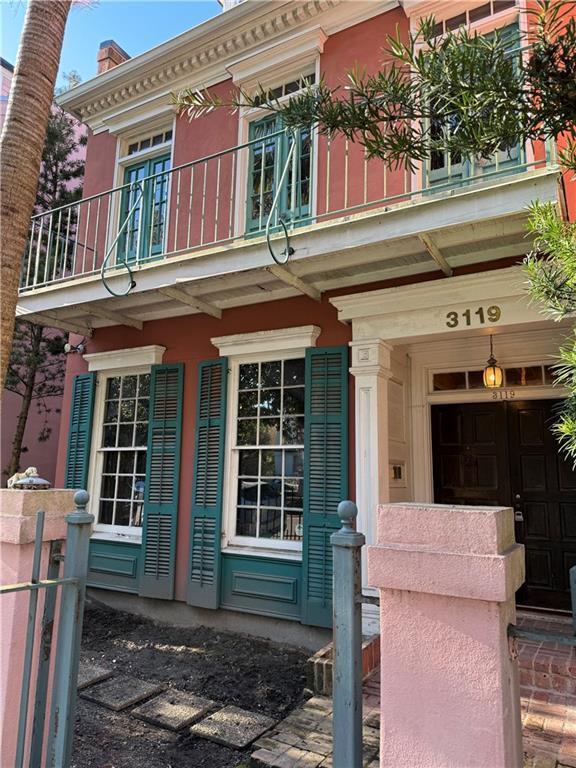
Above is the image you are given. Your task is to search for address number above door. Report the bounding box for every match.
[445,305,502,329]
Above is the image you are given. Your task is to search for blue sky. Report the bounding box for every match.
[1,0,220,88]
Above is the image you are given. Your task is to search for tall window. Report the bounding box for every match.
[119,154,171,262]
[426,24,521,186]
[234,358,305,542]
[97,373,150,530]
[247,117,312,232]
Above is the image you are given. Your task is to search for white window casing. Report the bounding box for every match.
[86,346,165,542]
[213,326,320,559]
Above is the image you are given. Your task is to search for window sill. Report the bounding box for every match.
[91,530,142,545]
[222,545,302,562]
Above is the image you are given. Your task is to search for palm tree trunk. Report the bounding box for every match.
[0,0,71,390]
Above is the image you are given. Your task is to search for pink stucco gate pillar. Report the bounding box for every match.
[0,489,75,767]
[367,503,525,768]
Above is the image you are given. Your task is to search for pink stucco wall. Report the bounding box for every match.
[0,59,13,128]
[368,503,525,768]
[0,390,62,484]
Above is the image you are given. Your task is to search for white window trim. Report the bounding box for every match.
[214,326,320,559]
[212,326,320,357]
[85,345,165,372]
[86,348,164,541]
[107,118,176,266]
[232,41,322,238]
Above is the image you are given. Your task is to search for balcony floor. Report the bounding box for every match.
[17,168,562,335]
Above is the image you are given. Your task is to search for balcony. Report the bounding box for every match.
[17,131,563,332]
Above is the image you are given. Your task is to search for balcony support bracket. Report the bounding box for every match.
[16,312,93,337]
[159,286,222,319]
[84,304,143,330]
[266,265,321,302]
[419,233,453,277]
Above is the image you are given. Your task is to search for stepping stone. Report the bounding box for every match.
[80,675,164,711]
[191,705,276,749]
[132,690,216,731]
[77,662,114,690]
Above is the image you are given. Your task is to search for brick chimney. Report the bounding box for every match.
[97,40,130,75]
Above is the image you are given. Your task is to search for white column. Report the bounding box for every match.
[349,339,393,591]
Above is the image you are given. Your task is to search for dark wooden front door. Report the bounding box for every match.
[432,400,576,610]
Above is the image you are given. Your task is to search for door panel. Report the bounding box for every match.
[509,400,576,609]
[432,403,509,507]
[432,400,576,611]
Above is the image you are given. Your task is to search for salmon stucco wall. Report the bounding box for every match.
[317,7,410,218]
[168,79,239,252]
[78,130,118,270]
[55,295,352,602]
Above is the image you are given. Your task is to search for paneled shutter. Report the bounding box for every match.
[187,358,228,609]
[139,363,184,600]
[65,373,96,490]
[301,346,349,628]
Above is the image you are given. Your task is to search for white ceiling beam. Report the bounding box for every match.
[418,233,453,277]
[158,286,222,319]
[16,311,93,337]
[84,304,143,330]
[266,265,321,301]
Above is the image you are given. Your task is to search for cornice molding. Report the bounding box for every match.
[226,26,327,86]
[212,325,320,356]
[84,345,166,371]
[330,266,527,322]
[58,0,398,131]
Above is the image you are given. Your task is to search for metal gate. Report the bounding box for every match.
[0,490,93,768]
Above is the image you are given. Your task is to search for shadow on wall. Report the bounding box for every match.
[0,390,62,486]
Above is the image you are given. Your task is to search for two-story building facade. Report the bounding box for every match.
[16,0,576,639]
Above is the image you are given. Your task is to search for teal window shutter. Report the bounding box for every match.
[65,373,96,490]
[301,346,349,628]
[139,363,184,600]
[187,358,228,609]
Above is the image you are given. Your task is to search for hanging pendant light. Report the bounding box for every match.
[483,334,503,389]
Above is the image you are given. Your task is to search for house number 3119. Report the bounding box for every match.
[445,305,502,328]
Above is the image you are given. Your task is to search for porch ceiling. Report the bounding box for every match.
[16,168,561,334]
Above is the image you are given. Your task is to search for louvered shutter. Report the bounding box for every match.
[65,373,96,490]
[139,363,184,600]
[301,346,349,628]
[187,358,228,609]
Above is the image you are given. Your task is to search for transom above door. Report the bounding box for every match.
[432,400,576,610]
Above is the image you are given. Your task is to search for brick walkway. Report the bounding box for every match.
[251,628,576,768]
[518,612,576,767]
[251,671,381,767]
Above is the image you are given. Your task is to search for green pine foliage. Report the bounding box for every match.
[4,106,85,479]
[525,201,576,461]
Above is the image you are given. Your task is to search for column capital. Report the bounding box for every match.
[349,339,393,378]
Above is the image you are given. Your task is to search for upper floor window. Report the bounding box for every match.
[431,0,517,37]
[119,154,171,262]
[127,129,173,156]
[247,116,312,232]
[117,125,173,263]
[426,22,522,186]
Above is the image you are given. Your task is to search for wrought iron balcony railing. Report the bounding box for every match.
[20,131,555,293]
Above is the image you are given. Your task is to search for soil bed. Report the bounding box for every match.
[72,599,310,768]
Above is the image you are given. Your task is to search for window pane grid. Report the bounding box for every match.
[235,359,304,542]
[97,373,149,529]
[432,364,551,392]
